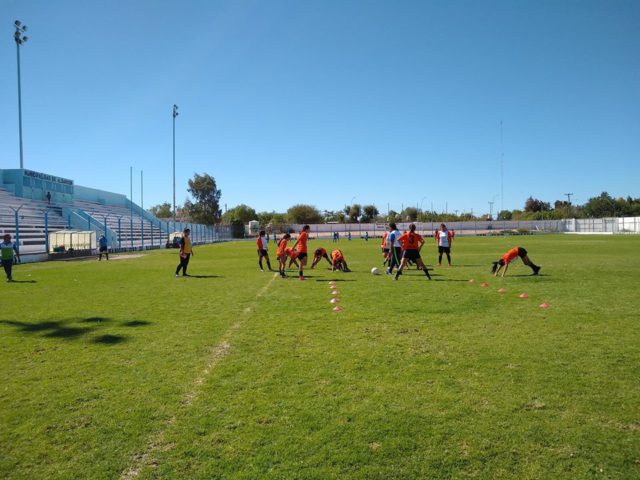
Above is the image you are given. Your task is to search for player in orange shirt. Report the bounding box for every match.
[276,233,291,278]
[286,247,301,269]
[492,247,540,277]
[381,231,390,266]
[256,230,272,272]
[330,249,351,272]
[311,247,331,268]
[290,225,310,280]
[394,224,431,280]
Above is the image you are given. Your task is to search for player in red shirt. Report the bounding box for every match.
[394,224,431,280]
[290,225,310,280]
[491,247,540,277]
[311,247,331,268]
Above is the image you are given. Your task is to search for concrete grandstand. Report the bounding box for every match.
[0,169,230,260]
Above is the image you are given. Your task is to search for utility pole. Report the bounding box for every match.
[564,193,573,204]
[500,120,504,214]
[172,104,179,220]
[14,20,29,169]
[488,201,495,220]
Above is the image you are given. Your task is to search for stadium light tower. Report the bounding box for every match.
[14,20,29,169]
[172,104,179,220]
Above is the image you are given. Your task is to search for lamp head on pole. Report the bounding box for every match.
[14,20,29,45]
[173,104,179,118]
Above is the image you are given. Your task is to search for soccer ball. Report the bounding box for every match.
[371,267,380,275]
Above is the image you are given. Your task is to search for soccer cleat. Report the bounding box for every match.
[533,266,541,275]
[175,274,179,278]
[299,276,305,281]
[260,269,264,272]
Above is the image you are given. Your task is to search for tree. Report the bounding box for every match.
[348,204,362,222]
[362,205,379,222]
[286,204,323,224]
[524,197,551,213]
[583,192,617,218]
[148,202,172,219]
[497,210,512,220]
[184,173,222,225]
[402,207,418,222]
[222,204,257,224]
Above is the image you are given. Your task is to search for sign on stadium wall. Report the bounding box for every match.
[23,169,73,186]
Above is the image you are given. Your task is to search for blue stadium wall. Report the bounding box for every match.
[0,168,127,207]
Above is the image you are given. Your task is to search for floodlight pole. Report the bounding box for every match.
[172,104,179,221]
[14,20,28,169]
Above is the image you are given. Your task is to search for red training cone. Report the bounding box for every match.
[519,293,529,299]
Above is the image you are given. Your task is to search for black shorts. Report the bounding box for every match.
[297,252,307,260]
[99,246,108,253]
[402,249,421,261]
[438,246,450,254]
[517,247,528,258]
[314,249,324,257]
[383,248,389,253]
[258,249,268,257]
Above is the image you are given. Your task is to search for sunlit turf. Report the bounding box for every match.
[1,234,639,479]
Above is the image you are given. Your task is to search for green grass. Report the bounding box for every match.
[1,235,639,479]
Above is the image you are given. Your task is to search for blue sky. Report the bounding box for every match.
[1,0,639,216]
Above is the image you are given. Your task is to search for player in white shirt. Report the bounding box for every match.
[435,223,455,266]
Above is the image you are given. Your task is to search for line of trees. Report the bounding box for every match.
[148,175,640,226]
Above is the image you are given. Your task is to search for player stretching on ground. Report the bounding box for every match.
[331,249,351,272]
[286,248,301,269]
[385,223,402,274]
[435,223,454,266]
[276,233,291,278]
[394,224,431,281]
[256,230,272,272]
[311,247,331,268]
[492,247,541,277]
[290,225,310,281]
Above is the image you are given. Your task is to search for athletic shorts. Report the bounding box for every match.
[314,249,324,257]
[402,249,421,261]
[99,246,107,252]
[517,247,528,258]
[383,248,389,253]
[438,246,450,254]
[258,249,268,256]
[297,252,308,260]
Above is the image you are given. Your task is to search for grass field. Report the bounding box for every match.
[1,234,639,479]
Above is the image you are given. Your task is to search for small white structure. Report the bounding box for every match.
[49,230,96,253]
[246,220,260,236]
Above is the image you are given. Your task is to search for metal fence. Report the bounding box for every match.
[0,206,234,261]
[266,216,640,239]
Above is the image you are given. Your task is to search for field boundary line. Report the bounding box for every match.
[119,273,278,480]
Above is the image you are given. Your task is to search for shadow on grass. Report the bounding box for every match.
[7,280,37,283]
[183,275,223,279]
[0,316,151,345]
[93,334,127,345]
[508,274,552,277]
[122,320,152,327]
[434,279,472,282]
[315,279,357,282]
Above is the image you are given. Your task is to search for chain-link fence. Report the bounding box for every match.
[263,217,640,239]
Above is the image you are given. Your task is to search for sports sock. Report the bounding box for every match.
[424,267,431,279]
[267,260,272,269]
[259,260,263,270]
[299,270,303,277]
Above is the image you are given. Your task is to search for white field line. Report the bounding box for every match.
[120,273,278,480]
